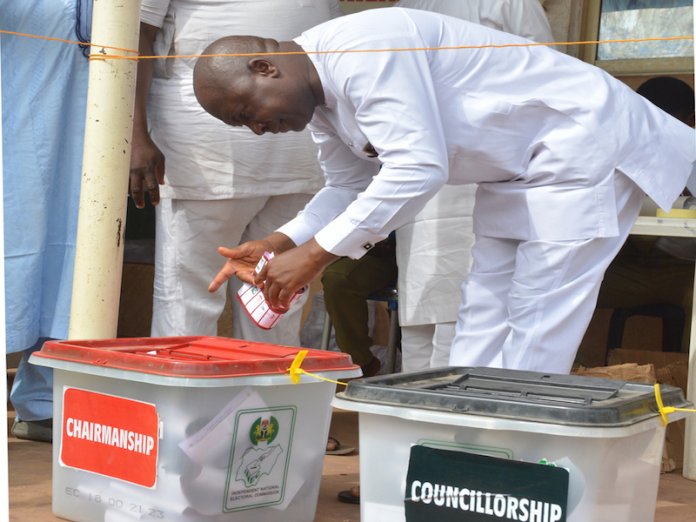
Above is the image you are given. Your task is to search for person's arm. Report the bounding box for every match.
[308,38,449,259]
[210,126,370,309]
[129,22,165,208]
[265,38,448,309]
[276,120,378,247]
[208,231,298,292]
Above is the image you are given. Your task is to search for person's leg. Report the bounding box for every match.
[10,339,53,441]
[449,236,518,368]
[431,322,456,368]
[322,252,398,368]
[451,171,645,373]
[232,193,314,346]
[400,324,435,372]
[151,198,266,336]
[501,173,645,373]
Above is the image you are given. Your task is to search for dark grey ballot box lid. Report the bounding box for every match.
[339,367,691,427]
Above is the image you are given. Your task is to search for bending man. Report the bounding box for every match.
[193,8,694,373]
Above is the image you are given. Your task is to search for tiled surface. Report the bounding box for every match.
[8,409,696,521]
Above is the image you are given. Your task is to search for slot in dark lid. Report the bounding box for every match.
[341,367,690,426]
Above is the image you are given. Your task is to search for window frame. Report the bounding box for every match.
[580,0,693,75]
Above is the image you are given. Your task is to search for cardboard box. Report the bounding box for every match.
[574,349,689,473]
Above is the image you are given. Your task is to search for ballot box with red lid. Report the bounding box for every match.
[30,336,360,522]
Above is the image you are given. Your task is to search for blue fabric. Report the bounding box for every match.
[2,0,89,354]
[9,339,53,421]
[3,0,91,420]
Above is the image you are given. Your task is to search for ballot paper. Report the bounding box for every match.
[237,251,306,329]
[687,162,696,197]
[178,387,265,467]
[179,387,302,514]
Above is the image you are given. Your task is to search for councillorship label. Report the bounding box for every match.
[405,446,568,522]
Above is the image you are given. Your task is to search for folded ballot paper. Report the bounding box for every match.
[237,251,306,329]
[179,387,303,514]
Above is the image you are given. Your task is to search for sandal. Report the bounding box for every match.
[337,486,360,504]
[325,436,356,455]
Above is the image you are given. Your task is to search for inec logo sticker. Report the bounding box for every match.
[224,406,296,512]
[250,416,279,445]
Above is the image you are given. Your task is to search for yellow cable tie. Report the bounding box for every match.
[288,350,309,384]
[300,370,348,387]
[287,349,348,386]
[654,383,696,427]
[654,384,670,426]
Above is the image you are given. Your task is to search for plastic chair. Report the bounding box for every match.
[320,286,400,373]
[605,303,685,362]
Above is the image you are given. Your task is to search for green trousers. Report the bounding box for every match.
[322,248,398,367]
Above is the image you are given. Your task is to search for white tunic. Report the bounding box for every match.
[396,0,554,41]
[278,7,694,258]
[393,0,553,327]
[140,0,343,200]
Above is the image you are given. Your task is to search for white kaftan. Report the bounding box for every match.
[276,8,695,371]
[393,0,554,371]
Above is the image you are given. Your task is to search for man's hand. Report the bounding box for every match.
[208,232,298,292]
[257,239,338,312]
[129,136,165,208]
[130,23,164,209]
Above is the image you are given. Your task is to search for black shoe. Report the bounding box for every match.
[11,418,53,443]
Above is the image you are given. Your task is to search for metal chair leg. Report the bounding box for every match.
[320,313,333,350]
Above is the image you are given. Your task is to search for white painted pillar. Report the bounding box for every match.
[68,0,142,339]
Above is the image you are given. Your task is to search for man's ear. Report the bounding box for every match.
[248,58,279,78]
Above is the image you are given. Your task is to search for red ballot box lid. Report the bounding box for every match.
[33,336,359,379]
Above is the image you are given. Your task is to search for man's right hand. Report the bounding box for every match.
[208,233,297,292]
[129,135,165,208]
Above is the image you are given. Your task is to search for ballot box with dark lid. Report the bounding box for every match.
[333,367,690,522]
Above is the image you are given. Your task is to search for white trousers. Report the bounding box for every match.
[449,171,645,374]
[151,195,312,345]
[400,323,456,372]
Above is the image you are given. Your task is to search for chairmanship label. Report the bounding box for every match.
[60,387,159,488]
[405,445,568,522]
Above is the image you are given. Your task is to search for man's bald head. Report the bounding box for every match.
[192,35,323,135]
[193,36,276,111]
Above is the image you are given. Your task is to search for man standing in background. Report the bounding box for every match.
[393,0,554,372]
[2,0,92,442]
[130,0,342,345]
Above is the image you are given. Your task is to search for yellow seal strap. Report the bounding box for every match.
[654,383,696,427]
[287,350,348,386]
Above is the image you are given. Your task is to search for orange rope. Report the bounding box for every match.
[0,27,692,62]
[0,28,138,56]
[135,35,696,61]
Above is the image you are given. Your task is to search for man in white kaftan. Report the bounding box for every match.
[131,0,342,345]
[193,8,695,374]
[393,0,554,371]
